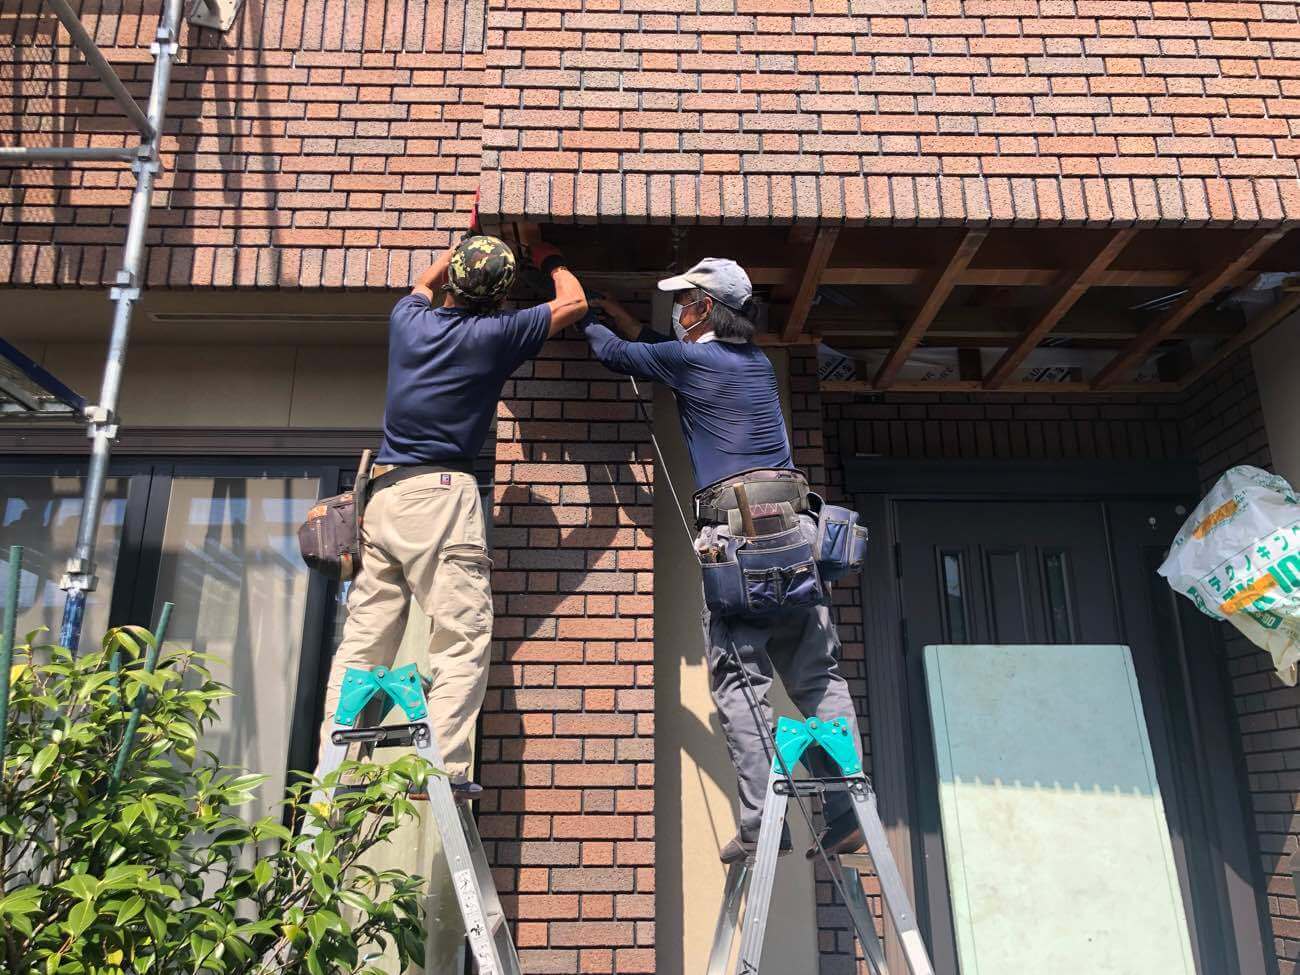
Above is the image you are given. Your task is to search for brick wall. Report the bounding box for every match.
[1181,349,1300,974]
[788,347,873,972]
[10,1,1300,291]
[483,333,657,974]
[2,0,486,287]
[480,0,1300,227]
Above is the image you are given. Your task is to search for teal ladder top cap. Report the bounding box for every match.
[334,664,429,727]
[772,716,862,776]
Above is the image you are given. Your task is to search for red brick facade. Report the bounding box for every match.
[481,0,1300,228]
[1182,350,1300,974]
[6,2,1300,974]
[484,335,657,974]
[8,1,1300,289]
[2,0,486,287]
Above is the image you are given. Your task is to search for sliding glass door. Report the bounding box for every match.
[0,459,347,819]
[146,472,325,821]
[0,472,136,652]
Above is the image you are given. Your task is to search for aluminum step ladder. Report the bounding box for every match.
[707,716,936,975]
[306,664,520,975]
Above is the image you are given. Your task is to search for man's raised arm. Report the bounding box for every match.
[528,242,588,336]
[411,248,454,303]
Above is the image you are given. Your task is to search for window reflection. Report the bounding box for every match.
[151,475,320,825]
[942,552,968,643]
[1043,551,1075,642]
[0,476,128,651]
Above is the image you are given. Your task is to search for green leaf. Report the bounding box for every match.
[144,904,168,943]
[31,742,58,777]
[65,899,97,938]
[0,885,42,916]
[115,895,145,925]
[57,875,100,901]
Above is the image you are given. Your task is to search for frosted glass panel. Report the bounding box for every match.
[0,475,129,651]
[151,475,319,821]
[924,644,1196,975]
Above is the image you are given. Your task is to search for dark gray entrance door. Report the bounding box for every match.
[896,497,1270,975]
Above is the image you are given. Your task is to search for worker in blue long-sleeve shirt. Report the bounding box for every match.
[581,259,866,865]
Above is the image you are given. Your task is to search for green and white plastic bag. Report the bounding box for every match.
[1158,466,1300,684]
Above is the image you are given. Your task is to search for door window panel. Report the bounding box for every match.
[149,475,320,823]
[941,552,969,643]
[0,475,129,651]
[1043,551,1076,643]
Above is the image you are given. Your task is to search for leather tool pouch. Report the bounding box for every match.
[807,493,869,582]
[298,450,372,580]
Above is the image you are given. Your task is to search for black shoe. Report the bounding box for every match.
[806,811,864,860]
[720,825,793,864]
[408,779,483,802]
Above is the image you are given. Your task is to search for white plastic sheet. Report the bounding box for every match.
[1158,465,1300,684]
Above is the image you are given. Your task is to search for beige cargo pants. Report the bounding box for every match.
[320,470,492,781]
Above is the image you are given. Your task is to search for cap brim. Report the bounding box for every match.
[656,273,695,292]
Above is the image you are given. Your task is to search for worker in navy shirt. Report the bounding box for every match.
[582,259,867,864]
[320,234,588,793]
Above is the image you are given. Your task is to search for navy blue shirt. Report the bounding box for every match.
[583,321,792,489]
[378,294,551,465]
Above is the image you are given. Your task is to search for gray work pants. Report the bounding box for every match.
[703,601,862,838]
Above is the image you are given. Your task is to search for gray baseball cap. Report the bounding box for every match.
[657,257,753,311]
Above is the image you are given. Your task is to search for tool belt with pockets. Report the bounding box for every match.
[297,453,475,580]
[694,468,869,620]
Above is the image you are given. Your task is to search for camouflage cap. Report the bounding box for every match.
[446,235,517,306]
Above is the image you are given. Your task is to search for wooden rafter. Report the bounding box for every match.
[873,230,987,389]
[1179,289,1300,389]
[1092,227,1288,389]
[823,379,1182,396]
[781,228,839,342]
[984,228,1138,389]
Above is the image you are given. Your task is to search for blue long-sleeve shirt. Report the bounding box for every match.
[583,320,793,490]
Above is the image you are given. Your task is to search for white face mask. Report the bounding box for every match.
[672,298,707,342]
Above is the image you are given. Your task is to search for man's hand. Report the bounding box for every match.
[527,241,563,270]
[589,295,643,340]
[533,242,588,336]
[412,247,454,303]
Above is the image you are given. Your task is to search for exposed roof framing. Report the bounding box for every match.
[1179,288,1300,390]
[984,228,1138,389]
[781,228,839,342]
[1092,227,1289,389]
[548,224,1300,395]
[873,229,987,390]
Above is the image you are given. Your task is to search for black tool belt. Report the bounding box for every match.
[694,470,870,621]
[693,467,810,528]
[368,459,476,497]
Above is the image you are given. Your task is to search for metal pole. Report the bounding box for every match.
[44,0,154,140]
[60,0,183,653]
[0,546,21,772]
[108,601,171,793]
[0,145,139,164]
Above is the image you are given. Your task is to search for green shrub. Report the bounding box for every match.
[0,626,428,974]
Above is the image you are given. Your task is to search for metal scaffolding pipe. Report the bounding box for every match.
[60,0,183,652]
[0,145,138,164]
[44,0,154,140]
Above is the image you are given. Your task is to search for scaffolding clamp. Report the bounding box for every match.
[131,145,161,178]
[82,404,119,440]
[60,559,98,595]
[151,23,180,58]
[110,269,141,303]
